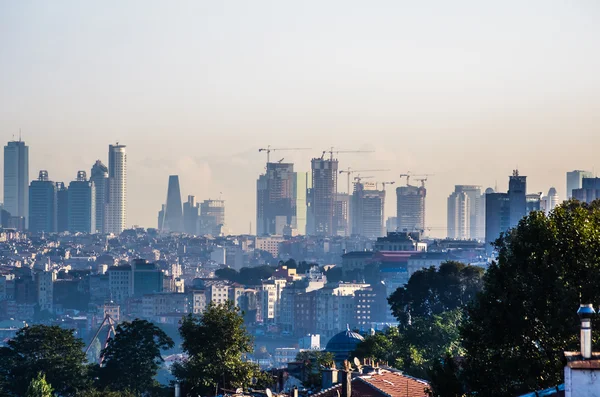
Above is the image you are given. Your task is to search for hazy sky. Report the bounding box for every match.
[1,1,599,236]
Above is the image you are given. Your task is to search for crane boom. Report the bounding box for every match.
[322,147,374,161]
[258,145,311,163]
[339,168,390,193]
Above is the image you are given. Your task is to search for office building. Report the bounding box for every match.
[508,170,527,228]
[484,192,510,255]
[573,178,600,203]
[68,171,96,233]
[396,184,426,233]
[567,170,593,199]
[307,157,338,236]
[28,171,57,233]
[447,185,483,240]
[334,193,350,237]
[108,265,133,304]
[256,162,296,236]
[183,195,199,235]
[56,182,69,233]
[162,175,183,232]
[4,140,29,223]
[157,205,166,230]
[294,172,308,235]
[351,181,385,238]
[386,217,397,232]
[198,199,225,235]
[107,144,127,234]
[90,160,109,233]
[526,193,541,213]
[132,259,163,297]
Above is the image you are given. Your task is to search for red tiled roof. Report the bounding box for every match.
[312,371,429,397]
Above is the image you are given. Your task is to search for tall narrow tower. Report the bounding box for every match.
[90,160,109,233]
[163,175,183,232]
[307,158,338,236]
[4,140,29,224]
[107,144,127,234]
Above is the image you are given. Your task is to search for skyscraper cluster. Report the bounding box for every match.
[158,175,226,236]
[1,139,127,234]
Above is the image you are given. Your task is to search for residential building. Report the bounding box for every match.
[355,282,388,329]
[260,278,287,323]
[407,252,459,277]
[566,170,593,199]
[316,282,369,337]
[183,195,199,235]
[207,283,230,305]
[90,160,109,233]
[142,293,190,319]
[191,290,207,314]
[351,182,385,238]
[107,144,127,234]
[307,157,338,236]
[373,231,426,252]
[68,171,96,233]
[4,140,29,225]
[447,185,483,240]
[36,271,55,313]
[107,265,133,304]
[255,236,285,258]
[29,171,57,233]
[132,260,163,297]
[56,182,69,233]
[162,175,183,232]
[396,184,426,233]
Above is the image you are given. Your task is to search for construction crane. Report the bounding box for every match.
[414,175,434,188]
[339,168,390,194]
[322,147,374,161]
[378,181,396,191]
[400,172,434,186]
[353,175,374,185]
[399,172,412,186]
[258,145,311,163]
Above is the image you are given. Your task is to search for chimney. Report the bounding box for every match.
[341,362,352,397]
[321,367,339,389]
[292,387,298,397]
[577,303,596,359]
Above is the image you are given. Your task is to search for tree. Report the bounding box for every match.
[461,201,600,396]
[0,325,89,396]
[172,301,261,396]
[97,319,174,395]
[352,327,398,364]
[388,261,483,323]
[294,351,335,389]
[215,267,239,282]
[26,373,53,397]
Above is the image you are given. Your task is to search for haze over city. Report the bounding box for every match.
[1,1,599,235]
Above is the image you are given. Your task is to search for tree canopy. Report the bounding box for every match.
[294,351,335,389]
[0,325,89,396]
[215,265,276,285]
[26,373,54,397]
[461,201,600,396]
[97,319,174,395]
[172,301,261,396]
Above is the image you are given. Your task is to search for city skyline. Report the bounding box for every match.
[1,1,599,236]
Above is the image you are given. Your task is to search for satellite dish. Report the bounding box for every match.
[236,388,243,394]
[266,388,273,397]
[353,357,361,367]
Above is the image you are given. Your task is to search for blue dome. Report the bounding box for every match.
[325,330,365,361]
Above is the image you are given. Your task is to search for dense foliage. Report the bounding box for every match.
[215,265,276,285]
[26,372,54,397]
[294,351,336,389]
[172,301,262,395]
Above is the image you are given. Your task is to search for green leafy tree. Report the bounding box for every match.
[0,325,89,396]
[426,354,464,397]
[352,327,398,364]
[75,389,136,397]
[294,351,335,389]
[172,301,261,396]
[461,201,600,396]
[97,319,174,395]
[26,372,54,397]
[388,261,483,323]
[86,337,102,364]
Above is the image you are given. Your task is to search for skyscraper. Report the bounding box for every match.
[4,140,29,224]
[162,175,183,232]
[307,157,338,236]
[68,171,96,233]
[107,144,127,234]
[198,199,225,235]
[333,192,350,236]
[351,181,385,238]
[396,184,426,233]
[508,170,527,228]
[56,182,69,233]
[256,162,297,236]
[90,160,109,233]
[447,185,482,240]
[29,171,57,233]
[526,193,541,213]
[541,187,559,214]
[294,172,308,235]
[484,192,510,255]
[183,195,199,235]
[567,170,593,199]
[573,178,600,203]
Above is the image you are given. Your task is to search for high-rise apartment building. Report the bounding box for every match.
[183,195,199,235]
[68,171,96,233]
[508,170,527,228]
[29,171,57,233]
[307,158,338,236]
[56,182,69,233]
[567,170,593,199]
[447,185,482,240]
[107,144,127,234]
[198,199,225,235]
[90,160,109,233]
[4,140,29,223]
[162,175,183,232]
[573,178,600,203]
[351,182,385,238]
[256,163,296,236]
[396,184,426,233]
[542,187,559,214]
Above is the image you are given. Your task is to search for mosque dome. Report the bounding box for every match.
[325,329,365,362]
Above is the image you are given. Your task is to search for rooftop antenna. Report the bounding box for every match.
[19,128,22,142]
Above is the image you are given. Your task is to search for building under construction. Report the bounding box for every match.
[351,181,385,238]
[396,184,426,233]
[307,157,338,236]
[256,162,297,236]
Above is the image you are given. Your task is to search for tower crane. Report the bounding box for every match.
[339,168,390,194]
[414,174,434,188]
[322,147,374,162]
[258,145,311,163]
[378,181,396,191]
[353,175,374,185]
[399,172,412,186]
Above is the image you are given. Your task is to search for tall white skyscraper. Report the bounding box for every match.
[3,140,29,225]
[107,144,127,234]
[447,185,483,240]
